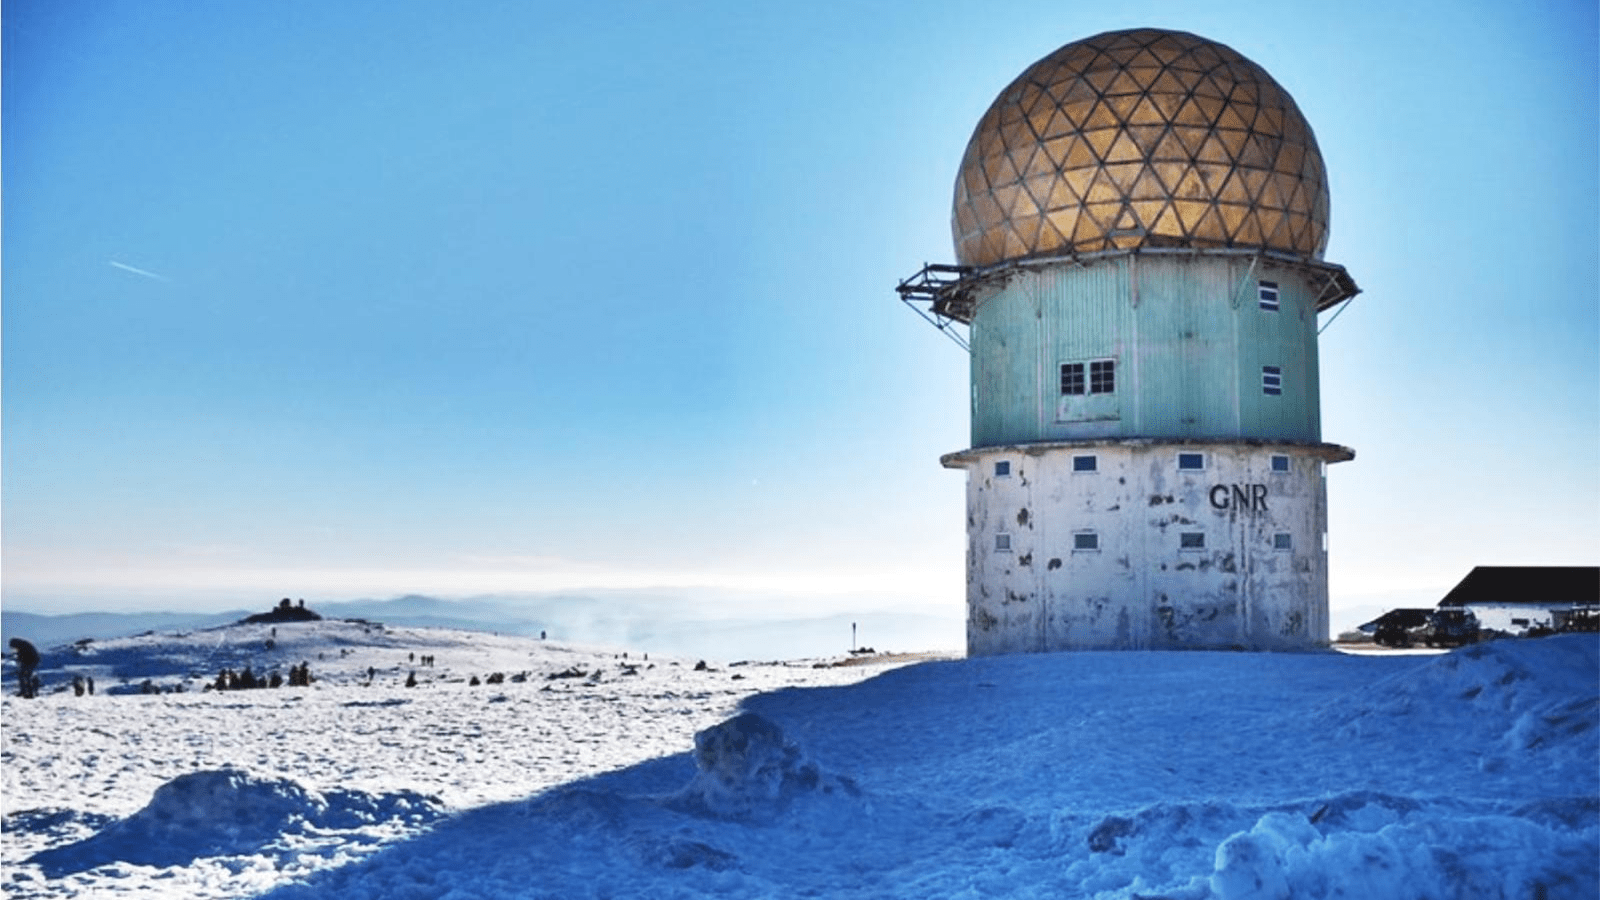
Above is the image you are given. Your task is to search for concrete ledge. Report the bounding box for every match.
[943,439,1355,469]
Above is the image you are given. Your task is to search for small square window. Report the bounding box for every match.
[1178,452,1205,471]
[995,533,1012,552]
[1273,533,1293,551]
[1262,366,1282,396]
[995,460,1011,477]
[1270,455,1290,473]
[1258,280,1280,311]
[1060,363,1085,396]
[1088,359,1115,394]
[1073,455,1098,473]
[1074,532,1099,551]
[1180,532,1206,550]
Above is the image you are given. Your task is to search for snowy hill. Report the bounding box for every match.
[3,590,963,661]
[3,615,816,697]
[2,625,1595,899]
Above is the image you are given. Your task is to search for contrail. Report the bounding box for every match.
[109,260,169,281]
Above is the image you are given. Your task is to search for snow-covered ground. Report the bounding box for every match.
[2,619,1595,898]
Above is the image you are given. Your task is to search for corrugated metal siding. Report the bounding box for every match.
[969,255,1323,447]
[970,276,1043,446]
[1129,256,1240,438]
[1038,260,1128,360]
[1236,264,1319,441]
[1039,260,1128,439]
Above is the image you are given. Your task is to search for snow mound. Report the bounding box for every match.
[1209,799,1599,900]
[27,768,441,875]
[1327,635,1598,746]
[1051,791,1599,899]
[672,712,858,821]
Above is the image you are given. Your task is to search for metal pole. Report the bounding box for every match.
[1317,295,1358,335]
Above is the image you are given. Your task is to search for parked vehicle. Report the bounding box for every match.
[1425,608,1480,648]
[1557,604,1599,633]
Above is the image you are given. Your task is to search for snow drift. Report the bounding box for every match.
[671,712,859,821]
[25,769,441,876]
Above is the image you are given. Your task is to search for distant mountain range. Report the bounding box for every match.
[1,591,963,661]
[1,610,250,651]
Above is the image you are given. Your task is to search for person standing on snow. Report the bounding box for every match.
[10,638,41,699]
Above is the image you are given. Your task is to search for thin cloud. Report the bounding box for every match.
[108,259,170,281]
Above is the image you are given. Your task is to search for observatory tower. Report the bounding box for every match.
[898,28,1360,654]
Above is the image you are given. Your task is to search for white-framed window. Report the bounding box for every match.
[994,460,1011,477]
[1073,455,1098,473]
[995,532,1012,552]
[1259,280,1280,311]
[1061,359,1116,396]
[1178,452,1205,471]
[1273,533,1293,551]
[1073,532,1099,551]
[1262,366,1283,396]
[1180,532,1206,550]
[1270,454,1290,473]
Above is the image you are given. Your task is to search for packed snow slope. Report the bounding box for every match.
[4,622,1596,899]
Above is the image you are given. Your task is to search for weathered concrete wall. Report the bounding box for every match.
[945,440,1351,654]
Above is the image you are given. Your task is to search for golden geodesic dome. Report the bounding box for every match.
[952,28,1330,267]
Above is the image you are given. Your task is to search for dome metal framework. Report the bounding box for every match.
[952,28,1331,267]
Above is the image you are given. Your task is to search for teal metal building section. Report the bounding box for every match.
[968,255,1322,447]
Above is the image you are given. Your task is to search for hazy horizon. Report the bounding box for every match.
[0,580,1436,650]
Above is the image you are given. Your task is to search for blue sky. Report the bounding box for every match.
[4,0,1596,632]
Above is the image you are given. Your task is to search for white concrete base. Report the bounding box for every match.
[943,440,1353,655]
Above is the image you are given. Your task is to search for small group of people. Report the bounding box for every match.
[211,661,313,691]
[213,666,268,690]
[11,637,102,699]
[409,653,436,667]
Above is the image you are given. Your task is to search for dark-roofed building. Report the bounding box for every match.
[1439,567,1597,608]
[1358,567,1598,647]
[1438,567,1597,635]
